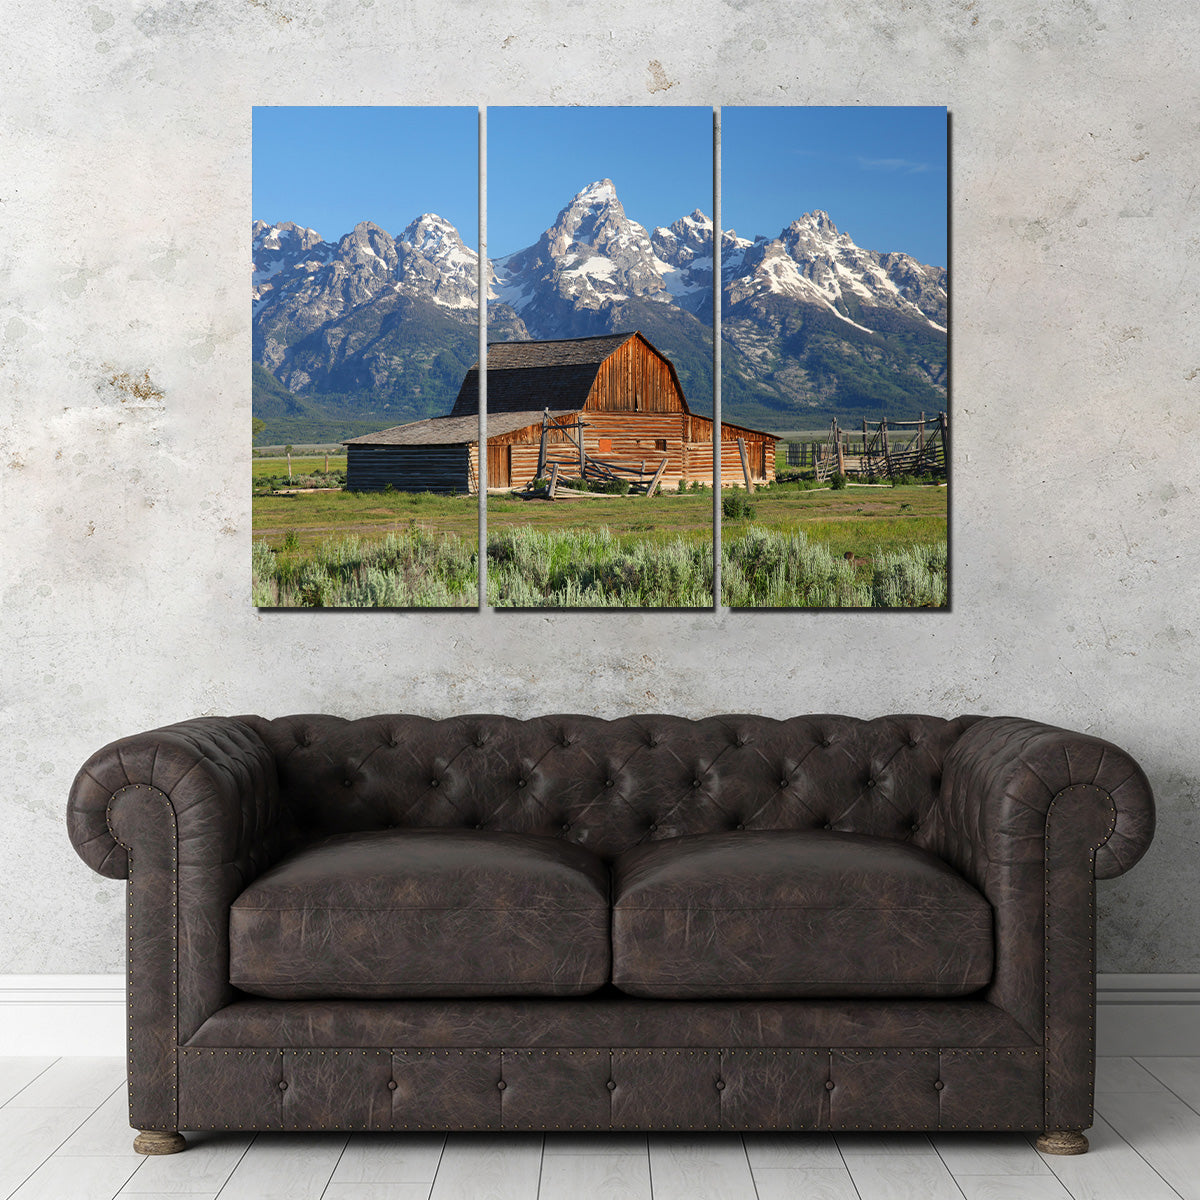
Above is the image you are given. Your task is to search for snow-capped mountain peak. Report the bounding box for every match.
[573,178,620,208]
[252,220,335,307]
[492,178,674,317]
[401,213,467,254]
[395,213,477,309]
[726,210,947,332]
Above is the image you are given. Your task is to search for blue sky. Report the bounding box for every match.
[253,107,478,245]
[722,107,948,266]
[487,108,713,257]
[253,106,945,266]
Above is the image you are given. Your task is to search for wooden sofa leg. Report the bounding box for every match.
[133,1130,187,1155]
[1036,1130,1089,1155]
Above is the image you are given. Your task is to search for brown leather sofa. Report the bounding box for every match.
[66,713,1155,1156]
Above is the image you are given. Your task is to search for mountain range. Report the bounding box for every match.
[252,180,947,443]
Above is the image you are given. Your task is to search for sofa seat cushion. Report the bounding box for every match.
[611,830,993,1000]
[229,829,611,999]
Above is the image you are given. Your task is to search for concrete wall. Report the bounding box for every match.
[3,0,1197,976]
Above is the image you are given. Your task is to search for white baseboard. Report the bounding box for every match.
[1096,974,1200,1056]
[1,974,1197,1058]
[0,976,126,1055]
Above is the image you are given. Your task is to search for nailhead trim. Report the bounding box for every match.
[172,1042,1043,1131]
[107,784,178,1135]
[1043,784,1117,1130]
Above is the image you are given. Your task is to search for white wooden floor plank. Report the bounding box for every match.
[843,1155,965,1200]
[743,1133,841,1169]
[537,1153,650,1200]
[5,1059,125,1111]
[0,1061,56,1109]
[1137,1058,1200,1112]
[117,1131,252,1195]
[330,1135,445,1184]
[56,1087,140,1158]
[954,1176,1071,1200]
[1096,1090,1200,1200]
[1096,1057,1168,1094]
[323,1185,432,1200]
[0,1106,94,1199]
[427,1135,543,1200]
[932,1133,1051,1176]
[836,1133,938,1159]
[110,1194,217,1200]
[753,1166,859,1200]
[647,1136,755,1200]
[8,1153,141,1200]
[542,1134,647,1157]
[1033,1114,1181,1200]
[211,1133,347,1200]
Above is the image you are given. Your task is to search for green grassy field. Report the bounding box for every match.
[252,454,347,480]
[251,479,946,608]
[254,482,943,549]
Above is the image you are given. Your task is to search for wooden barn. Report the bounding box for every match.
[343,332,777,493]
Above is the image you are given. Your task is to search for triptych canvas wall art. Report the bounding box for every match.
[251,106,948,610]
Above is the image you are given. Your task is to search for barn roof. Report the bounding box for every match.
[450,332,645,417]
[343,409,576,447]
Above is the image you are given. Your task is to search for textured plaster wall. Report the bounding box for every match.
[2,0,1197,975]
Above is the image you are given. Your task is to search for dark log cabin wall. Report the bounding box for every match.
[346,443,471,493]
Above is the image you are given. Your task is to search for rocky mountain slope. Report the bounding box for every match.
[252,180,946,441]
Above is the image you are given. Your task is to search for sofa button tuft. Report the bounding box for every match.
[605,779,615,788]
[911,822,920,832]
[866,778,876,788]
[823,823,833,831]
[934,1080,944,1091]
[648,823,658,833]
[278,1081,288,1091]
[517,778,527,788]
[606,1080,616,1091]
[780,778,790,788]
[561,822,571,832]
[822,737,833,747]
[825,1080,835,1091]
[909,737,920,748]
[387,1080,398,1091]
[430,779,440,788]
[474,823,483,830]
[692,779,702,789]
[496,1081,507,1091]
[343,779,353,788]
[735,823,745,831]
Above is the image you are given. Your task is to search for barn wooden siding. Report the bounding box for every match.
[491,412,777,490]
[588,334,687,414]
[346,444,471,494]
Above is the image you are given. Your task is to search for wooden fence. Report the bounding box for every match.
[783,414,948,482]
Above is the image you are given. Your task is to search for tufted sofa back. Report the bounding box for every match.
[243,713,982,862]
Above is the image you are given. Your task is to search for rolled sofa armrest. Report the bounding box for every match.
[936,716,1155,884]
[67,716,284,882]
[934,716,1155,1132]
[66,717,286,1133]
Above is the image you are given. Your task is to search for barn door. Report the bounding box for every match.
[487,443,511,488]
